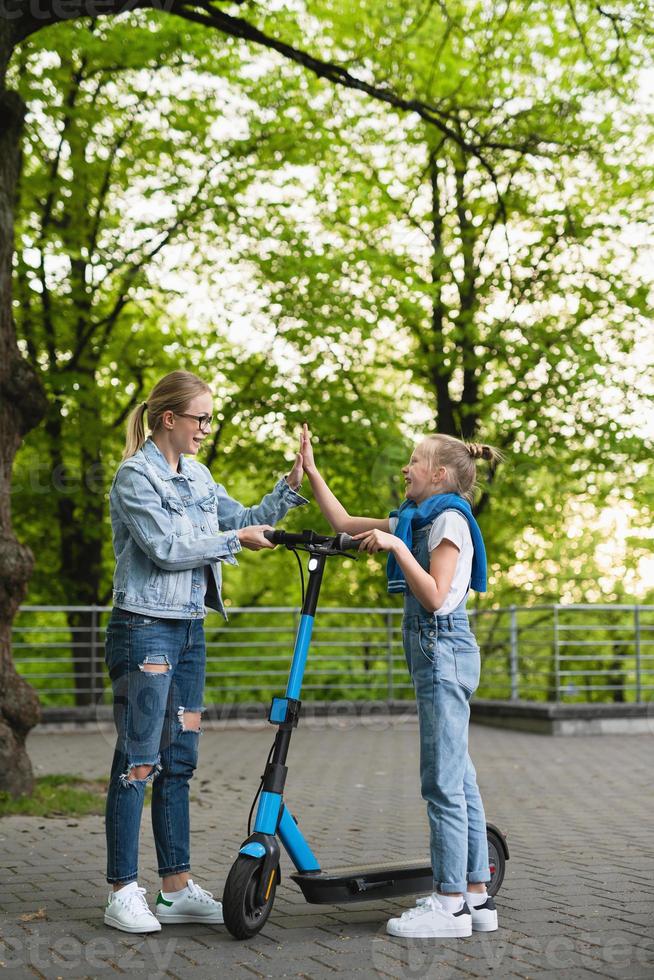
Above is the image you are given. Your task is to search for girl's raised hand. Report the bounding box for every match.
[300,422,317,475]
[353,529,399,554]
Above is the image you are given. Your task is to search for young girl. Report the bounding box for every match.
[103,370,307,934]
[300,425,500,939]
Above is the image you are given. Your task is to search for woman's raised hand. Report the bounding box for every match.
[300,422,316,475]
[236,525,277,550]
[286,446,304,491]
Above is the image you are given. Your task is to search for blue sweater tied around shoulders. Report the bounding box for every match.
[386,493,487,594]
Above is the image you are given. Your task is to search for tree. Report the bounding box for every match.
[4,0,459,788]
[10,12,412,707]
[229,2,653,704]
[239,0,653,603]
[2,1,652,789]
[11,16,278,703]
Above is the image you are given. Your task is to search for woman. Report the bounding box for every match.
[103,370,306,933]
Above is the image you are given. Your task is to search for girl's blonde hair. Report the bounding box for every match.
[122,371,212,461]
[419,434,502,504]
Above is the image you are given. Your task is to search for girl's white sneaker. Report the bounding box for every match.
[104,885,162,934]
[467,893,499,932]
[386,894,472,938]
[155,879,223,924]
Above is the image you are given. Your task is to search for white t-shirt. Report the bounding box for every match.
[390,512,473,615]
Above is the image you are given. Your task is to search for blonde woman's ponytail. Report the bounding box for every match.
[122,402,149,461]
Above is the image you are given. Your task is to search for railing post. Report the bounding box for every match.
[90,605,99,703]
[553,604,560,702]
[509,605,519,700]
[386,611,394,701]
[635,605,642,703]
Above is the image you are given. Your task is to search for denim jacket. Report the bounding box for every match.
[109,436,307,619]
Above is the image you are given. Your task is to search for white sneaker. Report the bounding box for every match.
[466,893,498,932]
[386,894,472,938]
[104,885,162,934]
[155,879,223,924]
[415,892,499,933]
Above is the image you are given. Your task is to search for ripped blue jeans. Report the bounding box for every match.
[104,608,206,884]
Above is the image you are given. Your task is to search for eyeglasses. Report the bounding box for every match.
[175,413,213,432]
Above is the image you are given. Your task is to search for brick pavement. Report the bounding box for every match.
[1,718,653,979]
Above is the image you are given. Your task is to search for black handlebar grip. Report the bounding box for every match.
[336,533,360,552]
[263,529,284,544]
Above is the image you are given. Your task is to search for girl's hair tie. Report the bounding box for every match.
[467,442,496,461]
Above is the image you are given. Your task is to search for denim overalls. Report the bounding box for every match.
[402,522,491,894]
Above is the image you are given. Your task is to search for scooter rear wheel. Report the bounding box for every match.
[487,828,506,896]
[223,855,278,939]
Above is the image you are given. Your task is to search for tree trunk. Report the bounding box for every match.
[0,30,49,795]
[428,148,456,436]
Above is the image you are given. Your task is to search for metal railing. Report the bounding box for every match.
[11,603,654,707]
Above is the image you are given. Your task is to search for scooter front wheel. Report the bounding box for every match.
[223,855,278,939]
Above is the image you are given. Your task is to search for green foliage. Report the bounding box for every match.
[12,14,250,604]
[11,12,408,615]
[234,0,654,607]
[8,3,654,708]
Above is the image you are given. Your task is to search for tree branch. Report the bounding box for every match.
[35,57,87,371]
[64,151,222,369]
[12,0,567,167]
[110,372,145,429]
[87,116,136,259]
[565,0,622,94]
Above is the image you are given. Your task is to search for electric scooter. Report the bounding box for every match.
[222,529,509,940]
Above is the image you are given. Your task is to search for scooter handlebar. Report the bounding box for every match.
[334,532,359,552]
[263,529,359,552]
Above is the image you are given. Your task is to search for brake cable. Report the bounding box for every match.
[290,548,305,607]
[247,739,276,836]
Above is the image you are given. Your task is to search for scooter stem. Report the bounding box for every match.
[285,553,326,702]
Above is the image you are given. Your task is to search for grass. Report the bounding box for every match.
[0,774,107,818]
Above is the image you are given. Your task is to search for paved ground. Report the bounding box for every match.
[1,717,653,979]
